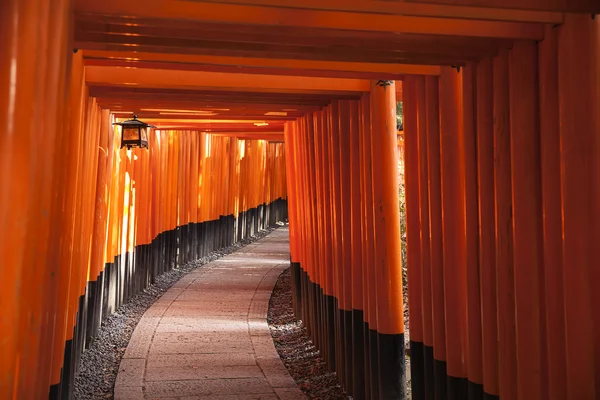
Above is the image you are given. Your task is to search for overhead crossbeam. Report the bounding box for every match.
[74,0,545,40]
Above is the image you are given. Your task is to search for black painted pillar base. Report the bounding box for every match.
[352,309,366,399]
[377,333,406,400]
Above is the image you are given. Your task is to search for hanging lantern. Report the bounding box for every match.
[113,115,155,149]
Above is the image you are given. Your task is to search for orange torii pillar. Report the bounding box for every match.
[359,93,379,399]
[369,80,406,399]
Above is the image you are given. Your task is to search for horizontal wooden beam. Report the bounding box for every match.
[77,42,474,66]
[405,0,598,14]
[191,0,565,23]
[74,20,506,64]
[211,133,285,140]
[85,66,370,93]
[74,0,545,40]
[82,50,441,77]
[151,123,284,132]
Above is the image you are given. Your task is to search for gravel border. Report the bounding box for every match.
[268,268,412,400]
[73,226,276,400]
[268,268,348,400]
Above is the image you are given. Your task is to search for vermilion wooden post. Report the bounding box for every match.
[369,80,405,399]
[329,101,344,375]
[493,49,518,400]
[461,63,484,399]
[190,134,199,259]
[349,99,365,397]
[317,109,336,370]
[297,119,311,338]
[302,120,315,351]
[312,111,325,356]
[301,119,312,336]
[359,93,377,399]
[557,14,597,399]
[509,40,547,400]
[475,57,499,398]
[425,75,446,400]
[538,27,567,400]
[591,18,600,394]
[415,75,431,400]
[320,108,336,371]
[284,123,302,318]
[338,100,353,390]
[439,66,467,398]
[50,54,86,399]
[403,75,424,399]
[306,114,322,352]
[297,118,313,337]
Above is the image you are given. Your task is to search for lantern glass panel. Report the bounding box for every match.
[140,127,148,141]
[123,126,140,141]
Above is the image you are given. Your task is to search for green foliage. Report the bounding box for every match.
[396,102,404,128]
[399,182,408,287]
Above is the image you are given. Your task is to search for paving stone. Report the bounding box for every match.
[146,352,257,367]
[114,385,144,400]
[115,358,145,387]
[255,356,298,388]
[146,363,264,382]
[274,388,308,399]
[144,377,273,397]
[180,395,278,400]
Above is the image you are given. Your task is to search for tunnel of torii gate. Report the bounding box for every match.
[1,0,600,399]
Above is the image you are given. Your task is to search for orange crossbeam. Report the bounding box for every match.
[75,0,545,40]
[82,50,442,77]
[192,0,564,23]
[85,66,370,93]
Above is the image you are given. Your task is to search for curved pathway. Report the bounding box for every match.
[114,228,306,400]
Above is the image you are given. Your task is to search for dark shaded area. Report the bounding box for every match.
[268,268,348,400]
[291,265,406,399]
[50,199,287,400]
[408,342,499,400]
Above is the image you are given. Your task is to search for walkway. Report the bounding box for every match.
[114,228,306,400]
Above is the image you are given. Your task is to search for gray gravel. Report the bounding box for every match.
[73,227,275,400]
[268,268,348,400]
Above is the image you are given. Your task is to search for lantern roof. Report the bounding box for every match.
[113,115,156,128]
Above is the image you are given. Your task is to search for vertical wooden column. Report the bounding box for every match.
[313,111,326,361]
[475,57,499,399]
[0,0,73,396]
[557,14,597,400]
[359,93,377,399]
[319,108,336,371]
[493,49,518,400]
[403,75,424,400]
[329,102,344,375]
[591,17,600,397]
[338,100,353,390]
[300,117,316,339]
[310,114,323,348]
[369,80,405,399]
[349,99,365,397]
[295,121,310,328]
[339,100,354,395]
[439,66,467,398]
[509,40,547,400]
[425,75,446,400]
[284,123,302,318]
[57,53,87,400]
[462,63,483,399]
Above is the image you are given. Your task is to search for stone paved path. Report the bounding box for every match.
[114,228,306,400]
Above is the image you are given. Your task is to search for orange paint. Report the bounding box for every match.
[438,67,466,379]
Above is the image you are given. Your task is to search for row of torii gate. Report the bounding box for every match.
[1,0,599,399]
